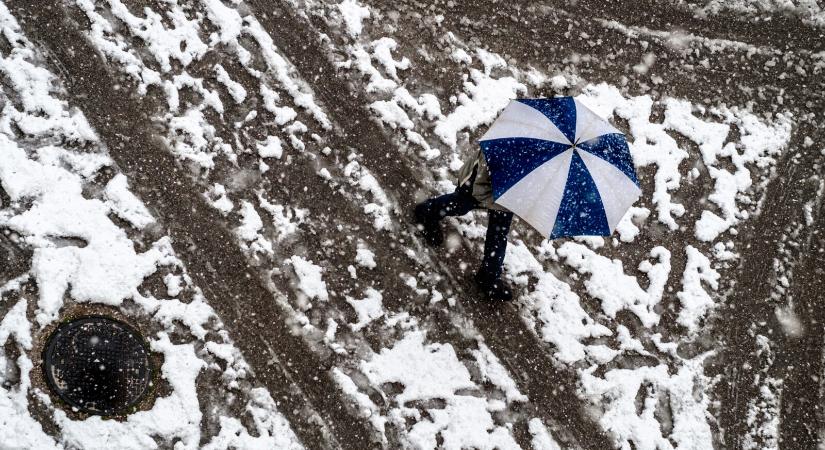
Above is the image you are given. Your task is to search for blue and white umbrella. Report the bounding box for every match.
[480,97,641,238]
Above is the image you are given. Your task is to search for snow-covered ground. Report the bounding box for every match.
[0,0,821,448]
[0,4,301,448]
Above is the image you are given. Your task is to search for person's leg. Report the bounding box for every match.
[420,189,477,220]
[476,209,514,300]
[415,186,477,245]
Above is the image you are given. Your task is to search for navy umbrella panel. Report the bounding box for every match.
[479,97,641,238]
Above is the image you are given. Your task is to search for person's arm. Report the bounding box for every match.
[457,150,481,188]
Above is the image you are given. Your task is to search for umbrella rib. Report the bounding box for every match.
[577,132,624,147]
[483,118,572,146]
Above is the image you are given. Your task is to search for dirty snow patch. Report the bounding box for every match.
[338,0,371,37]
[287,255,329,302]
[104,173,155,229]
[346,288,383,331]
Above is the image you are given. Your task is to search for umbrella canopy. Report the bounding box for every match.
[480,97,641,238]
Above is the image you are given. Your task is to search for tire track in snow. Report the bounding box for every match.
[408,0,820,119]
[707,122,825,448]
[4,1,380,448]
[706,123,825,448]
[563,0,824,54]
[245,0,422,209]
[776,203,825,447]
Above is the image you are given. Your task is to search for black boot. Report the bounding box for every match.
[474,271,513,302]
[414,202,443,247]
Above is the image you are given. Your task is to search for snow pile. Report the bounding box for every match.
[214,64,247,103]
[241,19,331,129]
[505,241,612,363]
[696,0,825,27]
[0,91,170,330]
[434,50,527,150]
[557,242,671,328]
[236,200,274,255]
[471,343,528,403]
[572,84,790,332]
[331,368,388,438]
[676,245,721,332]
[741,335,781,449]
[204,388,303,450]
[346,287,383,330]
[107,0,207,72]
[258,194,308,240]
[578,83,791,238]
[337,0,371,37]
[104,174,156,229]
[343,158,394,230]
[0,299,60,449]
[338,20,445,160]
[528,419,563,450]
[206,183,234,214]
[580,357,714,449]
[167,108,223,169]
[256,135,283,159]
[663,98,791,242]
[355,242,377,269]
[288,255,329,302]
[360,331,520,449]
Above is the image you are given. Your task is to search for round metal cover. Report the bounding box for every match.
[43,316,151,415]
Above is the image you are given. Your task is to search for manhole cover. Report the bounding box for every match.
[43,316,151,415]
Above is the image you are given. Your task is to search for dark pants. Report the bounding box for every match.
[419,185,513,282]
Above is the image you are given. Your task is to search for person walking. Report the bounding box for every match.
[414,150,514,301]
[415,97,643,303]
